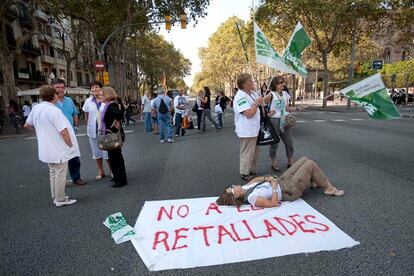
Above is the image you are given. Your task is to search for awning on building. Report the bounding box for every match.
[17,87,90,96]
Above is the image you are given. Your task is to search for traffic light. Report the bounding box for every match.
[103,71,109,85]
[165,15,171,30]
[180,14,187,29]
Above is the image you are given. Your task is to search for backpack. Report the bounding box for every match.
[158,97,169,114]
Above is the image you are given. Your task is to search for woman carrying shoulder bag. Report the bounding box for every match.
[101,86,127,188]
[264,76,300,172]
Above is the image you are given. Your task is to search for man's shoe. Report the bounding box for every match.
[175,134,179,137]
[74,178,86,185]
[160,139,165,143]
[55,198,77,207]
[167,138,175,143]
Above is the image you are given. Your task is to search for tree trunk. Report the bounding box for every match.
[322,51,329,108]
[0,19,16,107]
[0,55,16,108]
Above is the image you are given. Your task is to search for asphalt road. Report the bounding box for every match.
[0,108,413,275]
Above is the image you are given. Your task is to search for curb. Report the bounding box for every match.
[0,133,30,140]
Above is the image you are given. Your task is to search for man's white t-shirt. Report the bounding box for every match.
[243,181,282,207]
[233,90,260,138]
[269,91,290,118]
[174,95,187,114]
[82,96,106,139]
[22,105,31,117]
[26,101,80,164]
[142,95,151,113]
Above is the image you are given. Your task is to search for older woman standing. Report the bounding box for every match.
[264,76,298,171]
[101,86,127,188]
[233,73,263,181]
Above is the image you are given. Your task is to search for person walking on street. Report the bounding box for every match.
[152,88,174,143]
[196,90,204,132]
[233,73,263,181]
[82,81,111,180]
[6,99,20,133]
[24,85,79,207]
[21,100,31,123]
[174,89,188,137]
[52,78,86,186]
[125,101,136,126]
[200,86,220,132]
[101,86,128,188]
[264,76,298,171]
[141,90,152,132]
[215,90,230,128]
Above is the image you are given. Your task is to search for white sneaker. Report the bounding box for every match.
[167,138,175,143]
[53,196,68,205]
[55,198,77,207]
[160,139,165,143]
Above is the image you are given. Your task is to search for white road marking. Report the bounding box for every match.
[350,118,364,121]
[25,130,135,140]
[332,119,345,122]
[313,120,327,122]
[297,120,307,123]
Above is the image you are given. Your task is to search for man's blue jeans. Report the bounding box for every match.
[68,156,81,182]
[143,112,152,132]
[157,112,172,140]
[175,113,186,136]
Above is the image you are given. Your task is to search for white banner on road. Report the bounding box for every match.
[131,197,359,271]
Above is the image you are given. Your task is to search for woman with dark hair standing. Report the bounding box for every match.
[101,86,127,188]
[200,86,220,131]
[6,99,20,133]
[264,76,299,171]
[196,90,204,132]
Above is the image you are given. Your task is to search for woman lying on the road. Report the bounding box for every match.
[216,157,344,208]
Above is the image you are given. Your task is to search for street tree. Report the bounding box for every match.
[195,17,251,94]
[255,0,386,107]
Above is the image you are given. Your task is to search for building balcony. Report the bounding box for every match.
[22,44,41,56]
[15,70,46,84]
[40,55,56,64]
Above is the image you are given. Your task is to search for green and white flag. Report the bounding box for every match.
[254,22,297,74]
[282,21,311,77]
[340,74,400,120]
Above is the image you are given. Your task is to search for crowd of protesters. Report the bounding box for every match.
[16,72,345,209]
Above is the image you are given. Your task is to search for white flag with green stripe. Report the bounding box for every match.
[254,22,297,74]
[340,74,400,120]
[282,21,311,77]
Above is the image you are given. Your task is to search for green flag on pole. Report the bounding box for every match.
[282,21,311,77]
[254,22,297,74]
[340,74,400,120]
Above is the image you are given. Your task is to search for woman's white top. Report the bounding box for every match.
[242,181,282,207]
[269,91,290,118]
[82,97,106,139]
[233,89,260,138]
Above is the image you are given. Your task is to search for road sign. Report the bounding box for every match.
[372,60,383,70]
[95,60,105,71]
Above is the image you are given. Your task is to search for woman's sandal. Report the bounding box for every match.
[240,174,253,181]
[95,174,105,181]
[271,165,282,173]
[324,188,345,197]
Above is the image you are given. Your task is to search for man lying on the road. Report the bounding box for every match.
[216,157,344,208]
